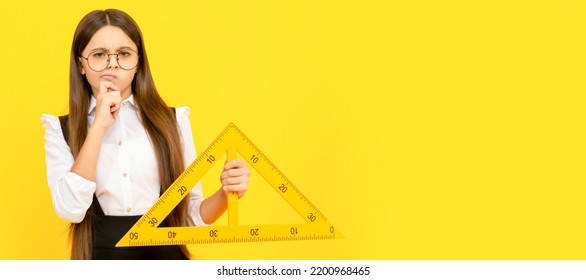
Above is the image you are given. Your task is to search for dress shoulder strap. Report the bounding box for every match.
[58,114,69,144]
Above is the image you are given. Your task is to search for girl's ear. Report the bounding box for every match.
[78,58,85,75]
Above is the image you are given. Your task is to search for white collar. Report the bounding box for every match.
[88,94,136,115]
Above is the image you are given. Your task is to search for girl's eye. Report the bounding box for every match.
[92,52,107,58]
[119,51,131,57]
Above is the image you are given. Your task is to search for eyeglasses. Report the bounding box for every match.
[80,50,139,72]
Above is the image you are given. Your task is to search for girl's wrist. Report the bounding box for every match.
[88,122,109,137]
[218,187,229,198]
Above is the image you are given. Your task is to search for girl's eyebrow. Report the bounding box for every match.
[90,46,135,52]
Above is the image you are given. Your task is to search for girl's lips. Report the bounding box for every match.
[101,74,117,80]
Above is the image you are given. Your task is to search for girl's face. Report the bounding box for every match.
[79,25,138,99]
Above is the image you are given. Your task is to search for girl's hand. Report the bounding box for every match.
[93,81,122,130]
[220,159,250,199]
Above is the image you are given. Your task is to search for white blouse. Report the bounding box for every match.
[41,95,208,226]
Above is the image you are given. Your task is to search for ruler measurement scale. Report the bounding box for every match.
[134,125,230,230]
[116,123,340,247]
[233,127,328,223]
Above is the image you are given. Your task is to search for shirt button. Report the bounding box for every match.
[127,208,132,212]
[123,173,128,177]
[118,140,122,146]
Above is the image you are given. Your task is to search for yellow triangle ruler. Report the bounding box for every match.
[116,123,342,247]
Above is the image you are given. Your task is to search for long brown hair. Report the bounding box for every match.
[68,9,190,259]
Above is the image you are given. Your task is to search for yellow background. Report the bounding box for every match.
[0,0,585,259]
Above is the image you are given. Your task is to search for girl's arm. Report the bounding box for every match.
[42,81,121,223]
[199,160,249,224]
[71,82,121,181]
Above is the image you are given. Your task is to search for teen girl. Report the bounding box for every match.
[41,9,250,260]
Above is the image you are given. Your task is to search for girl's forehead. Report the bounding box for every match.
[85,25,137,51]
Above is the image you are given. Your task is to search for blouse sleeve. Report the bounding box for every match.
[175,107,210,226]
[41,114,96,223]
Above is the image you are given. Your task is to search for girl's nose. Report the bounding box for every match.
[107,56,120,69]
